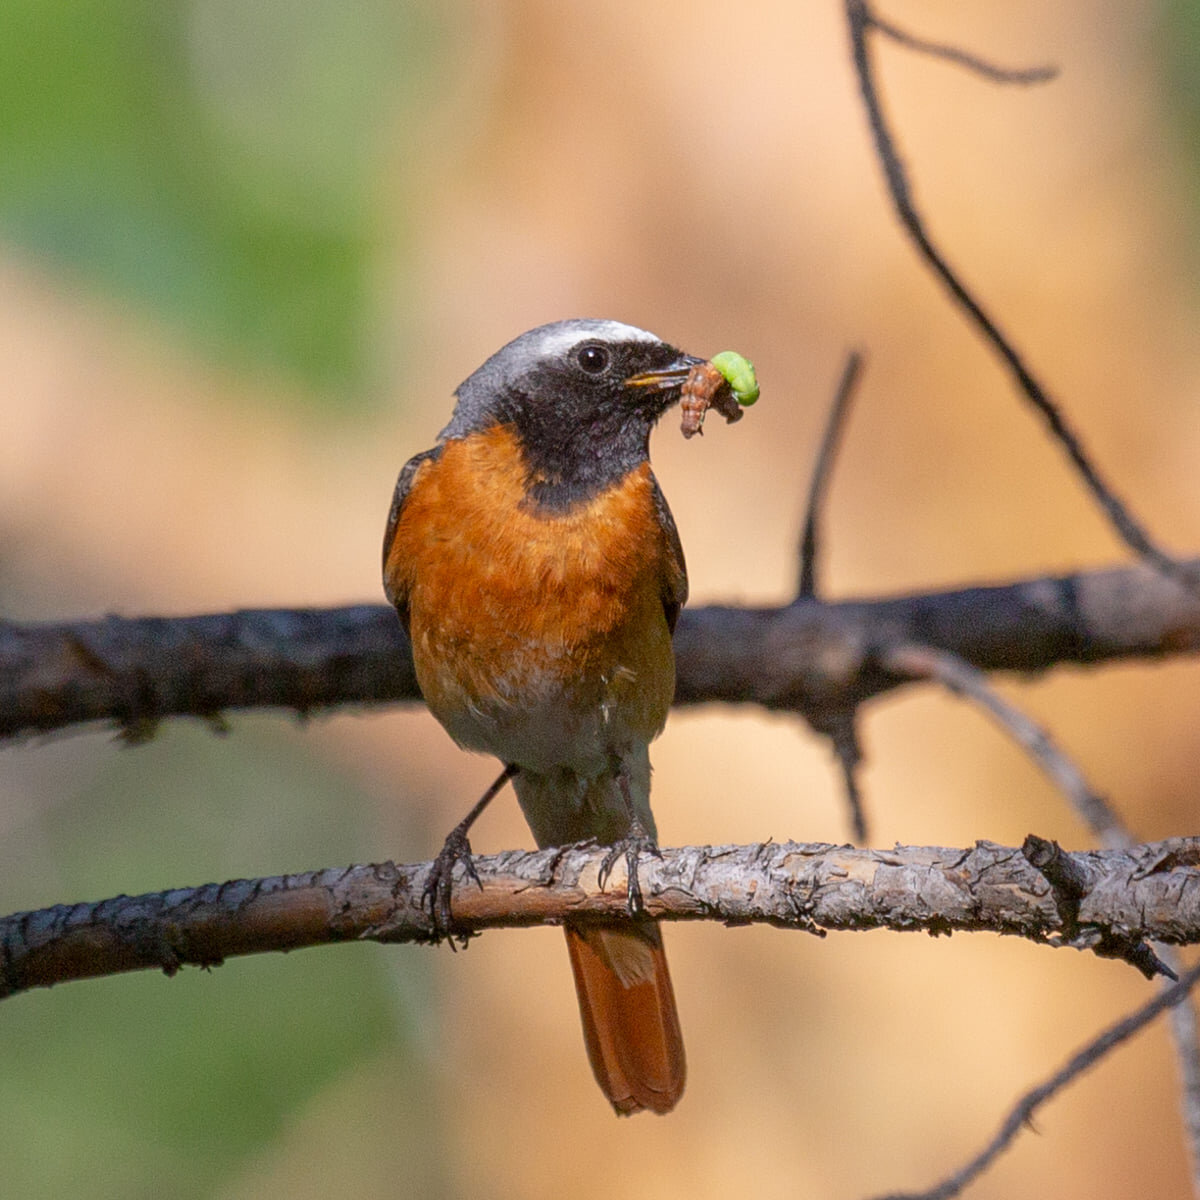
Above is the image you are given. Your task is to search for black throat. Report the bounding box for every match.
[504,390,653,513]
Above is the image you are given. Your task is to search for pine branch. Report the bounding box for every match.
[6,837,1200,1001]
[3,557,1200,743]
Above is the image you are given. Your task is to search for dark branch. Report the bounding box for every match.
[6,837,1200,1001]
[4,558,1200,742]
[843,0,1181,580]
[0,605,418,741]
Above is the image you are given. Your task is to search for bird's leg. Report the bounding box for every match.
[424,763,519,937]
[597,762,662,918]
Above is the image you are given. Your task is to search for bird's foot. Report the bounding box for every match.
[421,763,518,946]
[423,824,483,943]
[597,820,662,918]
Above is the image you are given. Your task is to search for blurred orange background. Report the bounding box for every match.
[3,2,1200,1198]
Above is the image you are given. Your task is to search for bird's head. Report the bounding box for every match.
[441,319,703,510]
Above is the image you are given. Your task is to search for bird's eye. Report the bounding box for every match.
[576,343,610,375]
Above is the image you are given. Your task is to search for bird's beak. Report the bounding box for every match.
[624,353,706,393]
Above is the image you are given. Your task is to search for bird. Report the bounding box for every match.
[382,318,709,1115]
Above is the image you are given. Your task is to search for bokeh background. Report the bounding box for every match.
[3,2,1200,1197]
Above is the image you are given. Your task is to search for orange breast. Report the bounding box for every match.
[384,425,676,772]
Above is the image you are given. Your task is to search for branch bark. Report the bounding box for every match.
[4,557,1200,742]
[6,837,1200,1001]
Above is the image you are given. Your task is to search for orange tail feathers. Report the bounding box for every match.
[564,923,685,1115]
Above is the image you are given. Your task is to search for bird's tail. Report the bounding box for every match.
[563,921,685,1115]
[513,758,685,1114]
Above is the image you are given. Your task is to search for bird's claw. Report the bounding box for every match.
[597,826,661,918]
[423,825,482,940]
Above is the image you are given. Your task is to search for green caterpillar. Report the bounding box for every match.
[710,350,759,407]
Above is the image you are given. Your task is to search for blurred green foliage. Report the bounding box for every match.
[1158,2,1200,226]
[0,6,457,1190]
[0,0,448,403]
[0,722,443,1198]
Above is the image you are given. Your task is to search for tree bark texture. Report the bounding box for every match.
[5,836,1199,1001]
[3,558,1200,742]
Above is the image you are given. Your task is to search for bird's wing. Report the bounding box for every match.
[381,445,442,627]
[650,474,688,633]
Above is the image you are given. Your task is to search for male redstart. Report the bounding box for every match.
[383,319,743,1114]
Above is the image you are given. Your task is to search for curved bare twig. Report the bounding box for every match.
[870,959,1200,1200]
[843,0,1182,580]
[797,349,864,599]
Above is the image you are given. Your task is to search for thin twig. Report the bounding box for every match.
[797,350,864,599]
[884,640,1200,1187]
[808,706,869,843]
[869,959,1200,1200]
[870,14,1057,85]
[829,710,868,843]
[876,637,1160,973]
[794,353,868,838]
[883,642,1128,846]
[1166,948,1200,1197]
[843,0,1183,581]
